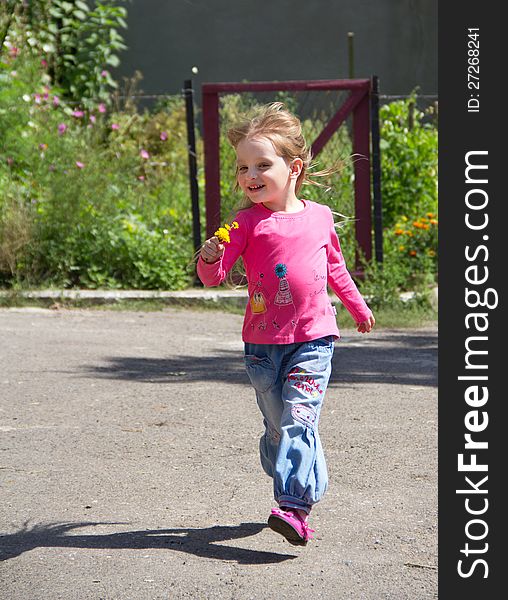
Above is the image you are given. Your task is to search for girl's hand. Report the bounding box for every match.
[357,315,375,333]
[200,236,225,264]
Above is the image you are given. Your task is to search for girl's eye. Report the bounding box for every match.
[259,163,270,168]
[238,166,247,172]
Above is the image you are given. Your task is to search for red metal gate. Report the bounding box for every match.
[202,79,372,265]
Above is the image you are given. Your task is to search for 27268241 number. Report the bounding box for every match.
[467,29,479,91]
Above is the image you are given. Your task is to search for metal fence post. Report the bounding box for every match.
[371,75,383,263]
[348,32,355,78]
[352,85,372,270]
[183,79,202,257]
[202,87,221,239]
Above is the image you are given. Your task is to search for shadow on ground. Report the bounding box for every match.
[0,521,296,563]
[80,331,437,388]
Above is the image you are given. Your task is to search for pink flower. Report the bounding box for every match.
[75,161,85,169]
[34,94,42,104]
[138,175,145,181]
[9,47,19,58]
[72,110,84,118]
[89,115,96,124]
[111,123,119,130]
[101,70,108,78]
[41,59,48,68]
[98,103,106,114]
[53,96,60,107]
[140,149,150,159]
[39,143,48,151]
[58,123,67,135]
[160,131,168,141]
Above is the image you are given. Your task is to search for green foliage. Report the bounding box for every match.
[0,15,438,304]
[0,28,199,290]
[356,94,438,309]
[379,94,438,228]
[1,0,127,108]
[385,213,438,281]
[358,256,436,319]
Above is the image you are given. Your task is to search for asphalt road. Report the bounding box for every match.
[0,307,438,599]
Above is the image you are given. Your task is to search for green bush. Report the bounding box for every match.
[2,0,127,108]
[359,95,439,301]
[379,95,438,228]
[0,19,200,289]
[1,10,438,301]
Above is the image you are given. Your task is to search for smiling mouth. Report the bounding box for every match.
[248,184,265,192]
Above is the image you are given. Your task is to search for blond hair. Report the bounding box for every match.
[227,102,340,209]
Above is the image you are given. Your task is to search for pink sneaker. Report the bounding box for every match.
[267,507,315,546]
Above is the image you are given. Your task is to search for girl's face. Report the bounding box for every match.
[235,136,301,211]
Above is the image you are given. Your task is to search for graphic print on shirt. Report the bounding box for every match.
[250,272,268,315]
[250,290,267,314]
[274,263,293,306]
[309,268,328,300]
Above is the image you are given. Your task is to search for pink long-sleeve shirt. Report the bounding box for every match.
[197,200,372,344]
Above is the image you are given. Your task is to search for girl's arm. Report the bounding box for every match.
[326,210,373,325]
[197,215,247,287]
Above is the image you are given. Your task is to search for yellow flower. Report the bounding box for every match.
[427,212,435,218]
[428,249,436,257]
[395,229,404,235]
[398,245,406,252]
[430,219,438,225]
[214,220,239,243]
[214,227,230,243]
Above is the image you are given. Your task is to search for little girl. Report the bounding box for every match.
[197,102,375,547]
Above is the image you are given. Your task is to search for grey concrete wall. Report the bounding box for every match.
[114,0,437,99]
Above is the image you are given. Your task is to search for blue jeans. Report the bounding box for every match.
[244,336,334,514]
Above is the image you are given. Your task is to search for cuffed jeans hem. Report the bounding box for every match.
[277,495,313,514]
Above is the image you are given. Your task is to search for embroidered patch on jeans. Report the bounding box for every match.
[291,404,317,428]
[287,367,324,398]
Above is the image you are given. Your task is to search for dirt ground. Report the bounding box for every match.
[0,307,437,599]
